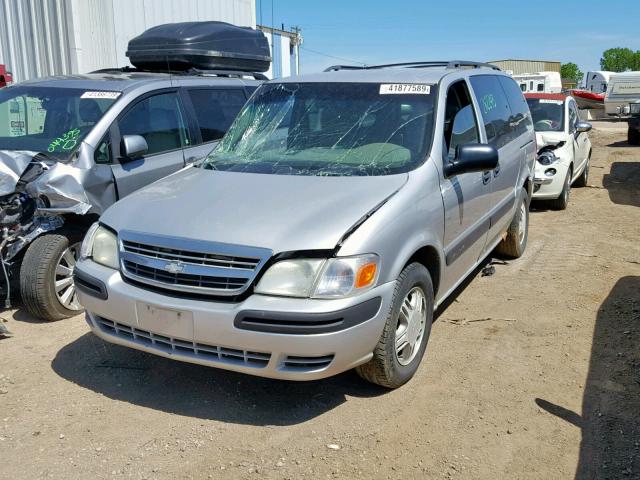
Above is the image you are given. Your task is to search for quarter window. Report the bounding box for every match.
[469,75,513,149]
[118,92,189,156]
[188,89,247,143]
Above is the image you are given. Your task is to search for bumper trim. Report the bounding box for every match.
[234,296,383,334]
[74,268,108,300]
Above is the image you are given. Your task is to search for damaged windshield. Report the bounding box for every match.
[202,82,437,176]
[526,98,565,132]
[0,86,119,160]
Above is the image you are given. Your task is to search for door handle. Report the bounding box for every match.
[493,162,501,177]
[482,171,491,185]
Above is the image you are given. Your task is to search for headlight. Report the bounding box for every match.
[80,222,119,269]
[254,254,379,299]
[537,150,557,165]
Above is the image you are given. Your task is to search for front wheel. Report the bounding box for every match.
[629,127,640,146]
[549,168,572,211]
[356,263,434,388]
[20,233,83,321]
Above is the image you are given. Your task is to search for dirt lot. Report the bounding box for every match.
[1,122,638,480]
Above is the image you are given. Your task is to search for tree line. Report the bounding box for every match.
[560,48,640,86]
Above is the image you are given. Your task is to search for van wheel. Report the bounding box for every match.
[549,167,572,211]
[356,263,433,389]
[629,127,640,145]
[20,232,83,321]
[496,189,529,259]
[574,153,590,187]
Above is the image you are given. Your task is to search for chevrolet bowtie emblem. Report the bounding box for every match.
[164,260,185,274]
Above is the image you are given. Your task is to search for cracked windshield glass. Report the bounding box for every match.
[203,82,437,176]
[0,86,119,160]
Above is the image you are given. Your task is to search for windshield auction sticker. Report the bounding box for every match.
[539,99,563,105]
[81,91,121,99]
[379,84,431,95]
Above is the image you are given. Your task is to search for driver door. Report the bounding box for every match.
[440,80,492,278]
[110,91,190,198]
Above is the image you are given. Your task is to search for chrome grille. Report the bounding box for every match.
[96,317,271,367]
[118,230,271,296]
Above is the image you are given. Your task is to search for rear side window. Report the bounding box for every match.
[469,75,512,149]
[498,76,533,138]
[188,89,247,143]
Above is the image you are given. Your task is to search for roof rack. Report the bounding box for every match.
[90,67,267,80]
[324,61,501,72]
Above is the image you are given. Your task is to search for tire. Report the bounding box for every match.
[573,153,590,188]
[629,127,640,146]
[356,263,434,389]
[495,189,529,259]
[20,232,83,321]
[549,167,572,211]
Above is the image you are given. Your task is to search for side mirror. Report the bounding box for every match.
[575,121,592,133]
[444,144,499,177]
[121,135,148,161]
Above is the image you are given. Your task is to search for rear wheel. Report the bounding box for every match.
[629,127,640,145]
[356,263,433,389]
[549,168,572,210]
[20,232,83,321]
[496,189,529,259]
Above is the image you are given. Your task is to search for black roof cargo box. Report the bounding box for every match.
[126,21,271,73]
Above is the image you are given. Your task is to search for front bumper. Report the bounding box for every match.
[532,162,569,200]
[75,259,395,381]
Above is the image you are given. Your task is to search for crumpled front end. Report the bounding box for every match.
[532,133,572,200]
[0,149,116,298]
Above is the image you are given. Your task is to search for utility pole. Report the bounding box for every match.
[291,25,302,75]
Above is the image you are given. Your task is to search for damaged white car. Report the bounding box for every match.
[525,93,592,209]
[0,71,262,320]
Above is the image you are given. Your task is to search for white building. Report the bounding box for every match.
[0,0,300,82]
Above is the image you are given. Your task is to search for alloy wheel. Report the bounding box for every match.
[54,242,81,310]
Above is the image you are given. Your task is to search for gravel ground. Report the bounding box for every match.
[1,121,638,480]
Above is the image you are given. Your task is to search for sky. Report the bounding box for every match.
[256,0,640,78]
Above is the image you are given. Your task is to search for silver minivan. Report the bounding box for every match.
[75,61,536,388]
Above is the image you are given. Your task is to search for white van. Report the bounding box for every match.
[605,71,640,116]
[513,71,562,94]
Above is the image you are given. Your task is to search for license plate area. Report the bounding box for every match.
[136,302,194,339]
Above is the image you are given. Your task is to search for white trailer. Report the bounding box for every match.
[513,71,562,94]
[584,71,613,93]
[604,71,640,116]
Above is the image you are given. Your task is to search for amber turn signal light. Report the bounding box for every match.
[355,262,377,288]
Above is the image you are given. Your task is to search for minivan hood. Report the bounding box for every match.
[101,167,408,253]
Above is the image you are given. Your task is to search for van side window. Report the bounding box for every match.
[443,81,480,160]
[118,92,190,157]
[497,76,534,138]
[188,88,247,143]
[469,75,513,149]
